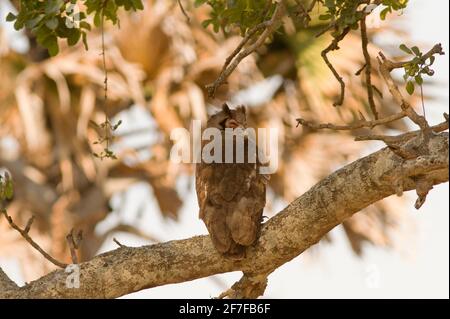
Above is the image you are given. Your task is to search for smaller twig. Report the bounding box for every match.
[296,111,406,131]
[113,238,128,248]
[177,0,190,21]
[355,63,366,76]
[23,215,35,234]
[217,21,270,80]
[66,229,78,264]
[382,43,444,71]
[292,0,317,27]
[376,44,443,135]
[66,228,83,264]
[1,209,67,268]
[419,83,426,119]
[206,1,286,98]
[360,16,378,119]
[378,52,430,131]
[315,21,336,38]
[104,224,159,243]
[372,85,383,98]
[355,116,449,143]
[321,27,350,106]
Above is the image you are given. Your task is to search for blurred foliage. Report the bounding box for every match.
[0,173,14,201]
[6,0,143,55]
[0,0,426,281]
[195,0,276,33]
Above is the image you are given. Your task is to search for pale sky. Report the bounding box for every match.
[0,0,448,299]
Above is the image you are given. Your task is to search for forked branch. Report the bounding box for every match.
[0,209,67,268]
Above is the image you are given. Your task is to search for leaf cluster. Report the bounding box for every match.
[194,0,276,34]
[6,0,143,56]
[399,44,436,95]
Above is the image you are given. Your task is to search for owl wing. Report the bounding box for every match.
[196,161,266,256]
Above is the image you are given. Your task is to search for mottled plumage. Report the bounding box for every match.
[196,104,267,257]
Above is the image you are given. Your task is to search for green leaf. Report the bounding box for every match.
[415,75,423,85]
[407,67,416,76]
[45,17,59,30]
[325,0,335,9]
[319,14,332,21]
[380,7,391,20]
[131,0,144,10]
[4,179,14,200]
[0,174,14,200]
[13,18,24,30]
[25,15,44,29]
[195,0,208,7]
[399,44,412,55]
[201,19,213,28]
[45,0,63,15]
[67,28,81,46]
[43,35,59,56]
[80,21,91,31]
[428,55,435,66]
[411,46,420,56]
[406,80,415,95]
[94,11,102,27]
[6,12,16,22]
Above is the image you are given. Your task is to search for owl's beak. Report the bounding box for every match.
[227,119,240,129]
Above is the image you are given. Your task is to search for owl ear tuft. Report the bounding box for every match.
[237,105,246,114]
[222,103,231,114]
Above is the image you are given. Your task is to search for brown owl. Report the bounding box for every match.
[196,104,267,258]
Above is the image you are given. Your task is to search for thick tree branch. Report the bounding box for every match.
[0,131,447,299]
[0,267,18,292]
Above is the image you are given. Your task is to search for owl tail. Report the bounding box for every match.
[227,208,262,247]
[209,228,246,259]
[205,210,246,258]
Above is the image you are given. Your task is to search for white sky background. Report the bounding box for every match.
[0,0,448,299]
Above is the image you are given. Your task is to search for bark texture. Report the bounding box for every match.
[0,131,448,298]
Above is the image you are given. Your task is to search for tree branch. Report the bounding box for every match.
[377,44,444,131]
[0,209,68,269]
[296,111,406,131]
[0,131,447,299]
[321,27,350,106]
[383,43,444,71]
[0,267,18,292]
[206,1,287,98]
[360,15,378,119]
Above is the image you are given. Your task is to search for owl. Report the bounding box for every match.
[196,104,268,258]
